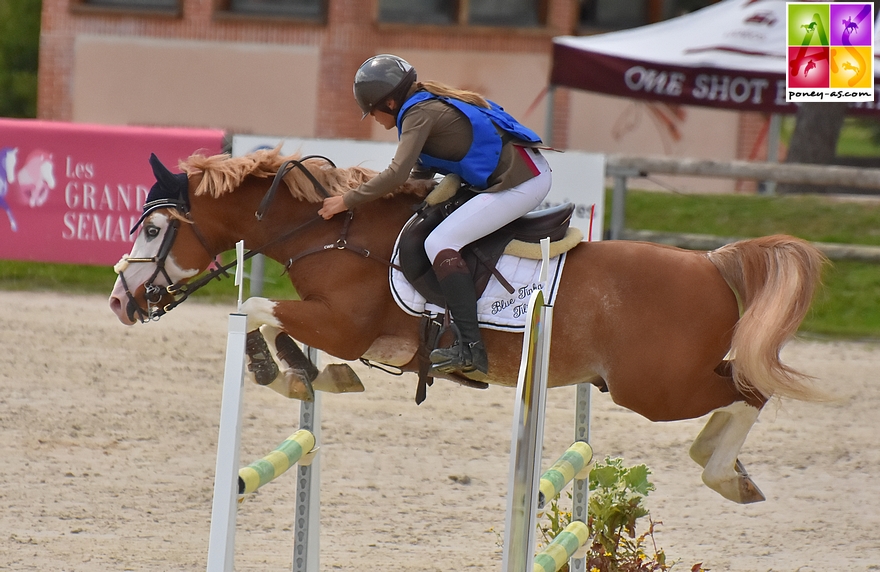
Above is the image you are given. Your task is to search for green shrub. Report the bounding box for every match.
[538,457,706,572]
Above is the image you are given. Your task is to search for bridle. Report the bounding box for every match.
[113,205,234,322]
[115,154,397,322]
[114,215,185,323]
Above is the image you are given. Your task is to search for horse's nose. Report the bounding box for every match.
[109,294,136,325]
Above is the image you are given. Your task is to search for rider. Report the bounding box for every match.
[318,54,552,380]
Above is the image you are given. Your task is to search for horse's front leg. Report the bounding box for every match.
[240,297,371,400]
[247,325,316,401]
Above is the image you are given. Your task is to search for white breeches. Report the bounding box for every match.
[425,148,552,263]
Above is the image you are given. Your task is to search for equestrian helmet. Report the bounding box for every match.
[353,54,417,118]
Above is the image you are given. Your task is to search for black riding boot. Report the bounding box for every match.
[429,250,489,379]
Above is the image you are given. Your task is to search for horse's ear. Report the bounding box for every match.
[149,153,179,188]
[131,155,190,234]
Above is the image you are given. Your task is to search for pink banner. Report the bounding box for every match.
[0,119,224,265]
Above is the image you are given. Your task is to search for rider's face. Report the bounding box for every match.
[370,99,397,130]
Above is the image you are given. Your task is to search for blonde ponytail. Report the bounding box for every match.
[417,80,490,109]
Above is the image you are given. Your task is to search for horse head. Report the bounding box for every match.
[109,154,217,324]
[109,147,436,326]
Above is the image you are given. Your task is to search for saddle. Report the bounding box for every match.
[398,189,578,307]
[397,183,581,405]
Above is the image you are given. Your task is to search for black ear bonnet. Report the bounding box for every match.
[130,153,190,235]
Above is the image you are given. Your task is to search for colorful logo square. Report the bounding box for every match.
[831,3,872,47]
[786,3,874,103]
[830,45,873,88]
[788,46,830,88]
[788,3,830,46]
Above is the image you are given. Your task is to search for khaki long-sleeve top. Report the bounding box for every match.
[342,91,544,210]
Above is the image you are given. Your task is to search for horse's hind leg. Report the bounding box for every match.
[688,409,731,468]
[691,401,765,504]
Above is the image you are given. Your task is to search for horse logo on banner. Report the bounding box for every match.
[16,150,56,209]
[0,147,19,231]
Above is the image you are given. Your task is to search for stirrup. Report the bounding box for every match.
[429,340,488,378]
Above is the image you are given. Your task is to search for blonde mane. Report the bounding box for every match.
[180,146,431,203]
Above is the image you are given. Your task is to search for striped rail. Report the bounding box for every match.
[238,429,317,496]
[538,441,593,510]
[533,521,590,572]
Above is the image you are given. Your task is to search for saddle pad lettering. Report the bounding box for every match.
[390,246,566,332]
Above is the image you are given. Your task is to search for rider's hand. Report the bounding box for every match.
[318,196,347,220]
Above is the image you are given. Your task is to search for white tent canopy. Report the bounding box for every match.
[551,0,879,115]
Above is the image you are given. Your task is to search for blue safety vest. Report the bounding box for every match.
[396,91,541,190]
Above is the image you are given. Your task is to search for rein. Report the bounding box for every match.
[162,211,400,319]
[256,155,335,220]
[158,213,325,317]
[284,211,401,273]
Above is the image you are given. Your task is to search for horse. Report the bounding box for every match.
[108,147,827,505]
[16,150,55,208]
[842,17,859,35]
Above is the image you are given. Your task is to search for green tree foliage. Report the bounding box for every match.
[0,0,41,118]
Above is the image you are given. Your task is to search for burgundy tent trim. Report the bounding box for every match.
[551,41,880,116]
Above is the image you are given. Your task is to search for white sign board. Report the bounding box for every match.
[232,135,605,241]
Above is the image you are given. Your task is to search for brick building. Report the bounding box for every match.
[38,0,763,191]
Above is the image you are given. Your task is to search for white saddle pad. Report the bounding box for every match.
[389,224,567,332]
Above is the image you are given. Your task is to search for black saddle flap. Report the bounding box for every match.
[398,191,475,307]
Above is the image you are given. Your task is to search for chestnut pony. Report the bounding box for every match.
[109,148,827,504]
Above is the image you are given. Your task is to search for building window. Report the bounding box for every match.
[379,0,455,24]
[227,0,324,19]
[82,0,178,11]
[580,0,717,30]
[378,0,543,27]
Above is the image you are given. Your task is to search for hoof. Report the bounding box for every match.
[263,371,315,402]
[738,475,766,504]
[735,460,765,503]
[312,364,365,394]
[703,461,767,504]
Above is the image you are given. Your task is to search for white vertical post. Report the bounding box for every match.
[502,290,553,572]
[569,383,592,572]
[207,312,249,572]
[235,241,244,311]
[292,346,321,572]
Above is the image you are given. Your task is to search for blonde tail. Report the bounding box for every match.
[707,235,827,401]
